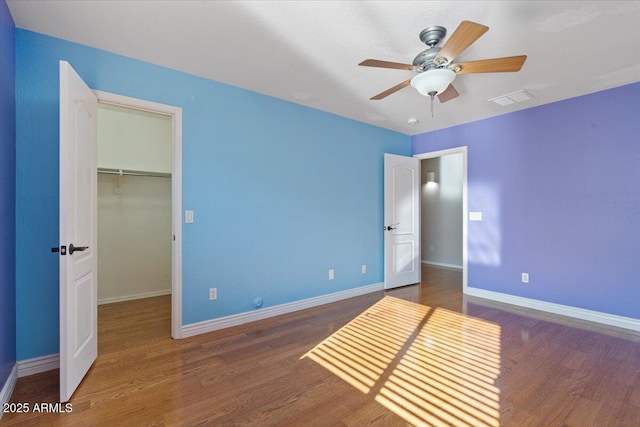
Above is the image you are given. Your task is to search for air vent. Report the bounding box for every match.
[489,90,534,106]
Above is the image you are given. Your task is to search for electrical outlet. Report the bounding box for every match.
[361,264,367,274]
[521,273,529,284]
[328,269,335,280]
[209,288,217,300]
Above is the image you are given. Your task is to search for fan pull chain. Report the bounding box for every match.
[429,91,436,117]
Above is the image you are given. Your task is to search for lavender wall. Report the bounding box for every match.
[413,83,640,319]
[0,0,16,390]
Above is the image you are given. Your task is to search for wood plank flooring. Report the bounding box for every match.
[4,265,639,426]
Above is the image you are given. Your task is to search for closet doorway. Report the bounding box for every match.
[97,103,172,306]
[94,91,183,340]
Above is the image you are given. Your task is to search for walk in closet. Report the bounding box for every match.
[97,103,172,304]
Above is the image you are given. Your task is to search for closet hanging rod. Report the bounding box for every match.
[97,168,171,179]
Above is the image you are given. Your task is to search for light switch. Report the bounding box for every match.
[469,211,483,221]
[185,210,194,223]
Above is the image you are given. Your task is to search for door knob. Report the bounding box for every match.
[69,244,88,255]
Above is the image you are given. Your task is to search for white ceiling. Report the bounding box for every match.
[7,1,640,135]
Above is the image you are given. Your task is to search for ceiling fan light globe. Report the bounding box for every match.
[410,68,456,96]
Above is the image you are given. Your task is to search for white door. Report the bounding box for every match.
[58,61,98,402]
[384,153,420,289]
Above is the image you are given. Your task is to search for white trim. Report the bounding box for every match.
[0,364,18,419]
[182,283,384,338]
[414,146,468,292]
[98,289,171,305]
[94,90,183,339]
[465,286,640,331]
[421,260,463,270]
[17,354,60,377]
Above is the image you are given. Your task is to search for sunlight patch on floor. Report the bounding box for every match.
[302,296,501,426]
[303,297,429,393]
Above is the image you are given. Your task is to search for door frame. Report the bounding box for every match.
[94,90,183,339]
[414,146,468,292]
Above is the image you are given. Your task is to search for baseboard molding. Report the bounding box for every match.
[421,260,463,270]
[465,286,640,332]
[17,354,60,377]
[182,282,384,338]
[98,289,171,305]
[0,364,18,419]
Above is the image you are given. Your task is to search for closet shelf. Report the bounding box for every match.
[98,168,171,179]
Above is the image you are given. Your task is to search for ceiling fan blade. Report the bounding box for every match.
[359,59,414,70]
[437,84,459,103]
[370,79,412,100]
[435,21,489,65]
[454,55,527,74]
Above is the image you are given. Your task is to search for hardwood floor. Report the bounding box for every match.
[4,265,639,426]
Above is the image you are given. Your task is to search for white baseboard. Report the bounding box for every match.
[98,289,171,305]
[421,260,463,270]
[465,286,640,332]
[17,354,60,377]
[0,364,18,419]
[182,282,384,338]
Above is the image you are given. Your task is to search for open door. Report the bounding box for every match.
[58,61,98,402]
[384,153,420,289]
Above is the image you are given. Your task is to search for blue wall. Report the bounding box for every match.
[15,30,410,360]
[413,83,640,319]
[0,0,16,388]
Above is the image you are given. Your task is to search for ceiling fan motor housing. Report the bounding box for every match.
[414,26,448,71]
[413,47,442,71]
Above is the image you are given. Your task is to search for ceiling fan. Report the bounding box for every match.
[359,21,527,115]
